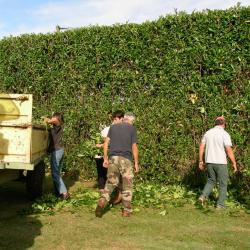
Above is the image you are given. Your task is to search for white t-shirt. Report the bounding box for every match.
[201,126,232,164]
[101,126,110,138]
[94,126,110,159]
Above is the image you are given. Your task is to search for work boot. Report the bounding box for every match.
[95,198,107,218]
[122,209,132,217]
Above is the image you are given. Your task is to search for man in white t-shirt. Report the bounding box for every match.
[198,116,237,208]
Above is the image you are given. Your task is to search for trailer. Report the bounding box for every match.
[0,94,49,199]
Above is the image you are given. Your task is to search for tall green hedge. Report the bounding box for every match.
[0,6,249,195]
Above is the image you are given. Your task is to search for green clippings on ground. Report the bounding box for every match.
[19,188,99,215]
[19,182,247,216]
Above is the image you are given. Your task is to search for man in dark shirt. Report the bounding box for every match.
[94,111,124,192]
[45,112,69,200]
[48,125,63,152]
[95,112,139,217]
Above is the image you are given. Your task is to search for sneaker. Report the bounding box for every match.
[95,198,107,218]
[122,210,132,217]
[61,192,70,200]
[216,204,227,210]
[198,195,207,206]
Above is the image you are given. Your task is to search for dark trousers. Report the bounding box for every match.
[95,158,107,189]
[202,163,228,206]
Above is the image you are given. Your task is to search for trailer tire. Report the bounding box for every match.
[26,161,45,200]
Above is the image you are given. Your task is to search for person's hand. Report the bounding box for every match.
[134,163,139,173]
[49,117,58,124]
[44,117,50,124]
[233,162,237,173]
[103,158,109,168]
[198,161,204,171]
[95,143,103,148]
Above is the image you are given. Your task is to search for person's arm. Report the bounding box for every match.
[96,143,104,148]
[225,146,237,173]
[103,137,110,168]
[198,143,205,170]
[132,143,139,173]
[44,117,57,125]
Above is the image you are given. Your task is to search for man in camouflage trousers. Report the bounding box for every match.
[95,112,139,217]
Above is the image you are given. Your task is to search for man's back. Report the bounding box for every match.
[108,123,137,161]
[202,126,232,164]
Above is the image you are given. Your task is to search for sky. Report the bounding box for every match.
[0,0,249,39]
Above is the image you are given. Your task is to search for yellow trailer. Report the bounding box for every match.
[0,94,49,199]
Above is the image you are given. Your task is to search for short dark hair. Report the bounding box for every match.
[112,110,124,119]
[52,112,64,124]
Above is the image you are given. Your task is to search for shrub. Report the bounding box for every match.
[0,6,249,201]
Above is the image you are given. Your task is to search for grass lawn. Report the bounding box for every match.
[0,178,249,250]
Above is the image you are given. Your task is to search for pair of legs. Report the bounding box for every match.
[95,157,107,190]
[201,163,228,207]
[101,156,134,212]
[51,148,68,197]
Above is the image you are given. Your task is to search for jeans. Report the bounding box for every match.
[202,163,228,206]
[51,148,67,196]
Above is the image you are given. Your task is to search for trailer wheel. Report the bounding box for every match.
[26,161,45,200]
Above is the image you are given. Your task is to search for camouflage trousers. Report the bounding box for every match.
[101,156,134,212]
